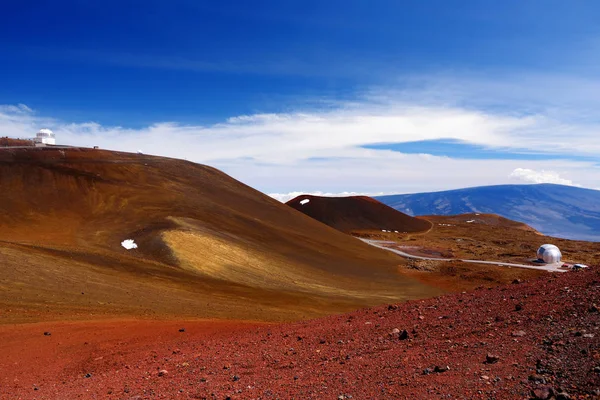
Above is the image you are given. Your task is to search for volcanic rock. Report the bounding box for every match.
[485,354,500,364]
[532,386,554,400]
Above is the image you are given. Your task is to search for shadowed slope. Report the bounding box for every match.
[286,194,432,234]
[0,147,441,323]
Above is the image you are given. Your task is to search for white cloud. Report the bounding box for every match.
[268,191,387,203]
[0,104,32,114]
[509,168,579,186]
[2,73,600,195]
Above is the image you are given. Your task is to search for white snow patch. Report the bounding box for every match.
[121,239,138,250]
[300,199,310,205]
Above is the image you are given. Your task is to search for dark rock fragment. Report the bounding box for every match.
[485,354,500,364]
[529,374,546,384]
[531,386,553,400]
[398,330,409,340]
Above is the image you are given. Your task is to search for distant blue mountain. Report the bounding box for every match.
[376,184,600,242]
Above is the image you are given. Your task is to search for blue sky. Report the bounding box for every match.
[2,1,600,199]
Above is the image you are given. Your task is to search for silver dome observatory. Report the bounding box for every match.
[537,244,562,264]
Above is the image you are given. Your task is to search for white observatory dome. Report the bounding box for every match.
[537,244,562,264]
[34,128,56,145]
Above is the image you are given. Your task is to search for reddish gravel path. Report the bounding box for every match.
[2,270,599,399]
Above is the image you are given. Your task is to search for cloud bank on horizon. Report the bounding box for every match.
[2,75,599,201]
[2,73,600,199]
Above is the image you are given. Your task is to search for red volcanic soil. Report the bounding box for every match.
[287,195,432,234]
[3,269,598,399]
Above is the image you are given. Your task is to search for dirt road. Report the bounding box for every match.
[360,238,568,272]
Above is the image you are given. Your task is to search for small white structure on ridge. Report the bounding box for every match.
[300,199,310,205]
[537,244,562,264]
[34,128,56,146]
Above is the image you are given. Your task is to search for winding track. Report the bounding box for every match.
[359,238,568,273]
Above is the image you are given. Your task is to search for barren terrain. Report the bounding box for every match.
[2,268,598,399]
[1,149,599,398]
[0,147,442,325]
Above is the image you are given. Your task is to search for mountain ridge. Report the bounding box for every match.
[376,183,600,241]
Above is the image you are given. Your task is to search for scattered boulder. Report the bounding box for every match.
[555,392,571,400]
[515,303,523,311]
[232,375,240,382]
[434,365,450,373]
[158,370,168,377]
[84,373,92,379]
[531,386,554,400]
[529,374,546,384]
[179,328,185,332]
[399,330,409,340]
[511,330,527,337]
[43,332,51,336]
[485,354,500,364]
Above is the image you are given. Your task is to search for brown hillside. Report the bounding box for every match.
[0,137,33,147]
[286,195,432,234]
[0,147,442,324]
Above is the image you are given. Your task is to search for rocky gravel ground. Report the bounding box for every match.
[3,269,599,399]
